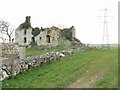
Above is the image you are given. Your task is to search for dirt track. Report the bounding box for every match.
[66,69,107,88]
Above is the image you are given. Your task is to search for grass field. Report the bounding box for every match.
[26,45,70,57]
[2,48,118,88]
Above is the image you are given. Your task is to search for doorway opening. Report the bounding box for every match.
[46,35,50,43]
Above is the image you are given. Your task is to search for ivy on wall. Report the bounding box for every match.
[61,29,72,41]
[19,22,31,29]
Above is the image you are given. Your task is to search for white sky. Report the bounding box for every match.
[0,0,119,44]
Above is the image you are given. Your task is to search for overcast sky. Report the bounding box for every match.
[0,0,119,44]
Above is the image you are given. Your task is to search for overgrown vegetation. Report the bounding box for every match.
[19,22,31,29]
[61,29,72,41]
[26,44,70,57]
[32,27,41,37]
[2,48,118,88]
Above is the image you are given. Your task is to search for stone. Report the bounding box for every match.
[1,44,89,81]
[59,53,65,58]
[18,47,26,59]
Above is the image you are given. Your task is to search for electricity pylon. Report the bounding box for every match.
[99,8,112,48]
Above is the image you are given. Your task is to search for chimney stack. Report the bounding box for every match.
[25,16,31,23]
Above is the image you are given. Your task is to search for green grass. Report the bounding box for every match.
[2,48,118,88]
[26,44,70,57]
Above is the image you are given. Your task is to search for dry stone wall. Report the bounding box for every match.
[0,45,90,81]
[1,43,19,58]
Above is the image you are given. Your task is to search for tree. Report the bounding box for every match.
[0,20,15,42]
[32,27,41,37]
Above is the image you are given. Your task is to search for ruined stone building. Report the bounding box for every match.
[15,16,79,46]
